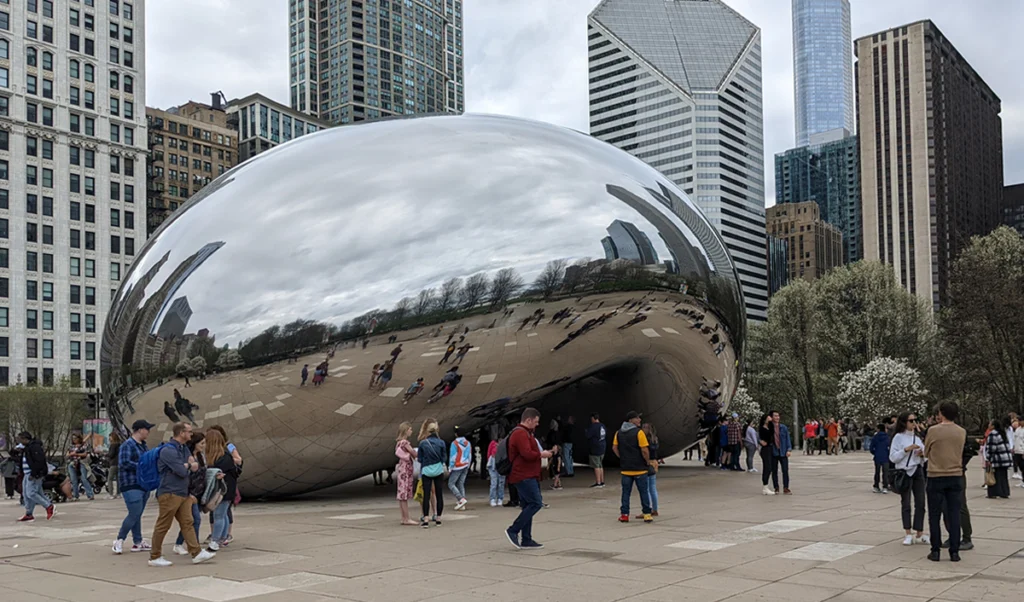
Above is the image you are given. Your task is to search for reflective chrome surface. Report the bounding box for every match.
[102,114,745,497]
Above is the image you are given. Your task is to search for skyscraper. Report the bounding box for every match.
[766,201,843,283]
[0,0,146,388]
[856,21,1003,310]
[602,219,659,265]
[775,136,861,263]
[588,0,768,320]
[792,0,854,146]
[288,0,464,124]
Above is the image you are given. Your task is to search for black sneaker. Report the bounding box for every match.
[504,528,520,549]
[420,518,429,528]
[589,483,602,488]
[960,540,974,551]
[950,552,961,562]
[940,540,950,549]
[521,540,544,549]
[927,550,941,562]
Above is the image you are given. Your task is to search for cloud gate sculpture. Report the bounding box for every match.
[101,114,745,497]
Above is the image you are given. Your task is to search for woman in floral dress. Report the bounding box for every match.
[395,422,418,525]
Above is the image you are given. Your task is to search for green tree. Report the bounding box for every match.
[943,226,1024,418]
[0,378,88,455]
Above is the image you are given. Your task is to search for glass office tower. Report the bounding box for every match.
[792,0,853,146]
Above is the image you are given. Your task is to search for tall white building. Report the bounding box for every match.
[587,0,768,320]
[0,0,146,388]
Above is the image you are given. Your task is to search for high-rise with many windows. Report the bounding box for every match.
[792,0,854,146]
[0,0,145,388]
[856,21,1003,310]
[587,0,768,320]
[288,0,464,124]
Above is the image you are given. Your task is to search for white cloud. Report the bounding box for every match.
[147,0,1024,207]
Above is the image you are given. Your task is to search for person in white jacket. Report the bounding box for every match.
[890,412,928,546]
[1012,418,1024,486]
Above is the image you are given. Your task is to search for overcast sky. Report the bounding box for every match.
[147,0,1023,206]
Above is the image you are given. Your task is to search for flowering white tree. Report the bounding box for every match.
[727,383,762,422]
[837,357,928,422]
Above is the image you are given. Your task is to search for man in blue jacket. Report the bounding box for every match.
[770,411,793,494]
[870,423,891,494]
[148,423,215,567]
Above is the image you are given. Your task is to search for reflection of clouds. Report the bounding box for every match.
[123,115,736,346]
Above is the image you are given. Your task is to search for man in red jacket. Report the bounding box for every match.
[504,407,552,550]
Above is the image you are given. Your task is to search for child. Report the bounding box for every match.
[486,439,504,506]
[548,444,563,490]
[403,378,425,405]
[368,363,381,389]
[870,423,890,494]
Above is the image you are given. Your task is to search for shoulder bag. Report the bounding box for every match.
[891,436,917,495]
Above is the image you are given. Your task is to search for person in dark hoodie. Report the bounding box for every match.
[613,411,653,524]
[16,431,55,522]
[163,401,180,423]
[870,424,891,494]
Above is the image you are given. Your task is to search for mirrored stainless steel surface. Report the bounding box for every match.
[102,114,745,497]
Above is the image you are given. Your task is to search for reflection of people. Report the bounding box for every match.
[300,364,309,386]
[377,361,395,390]
[390,344,403,363]
[453,344,472,365]
[403,378,425,405]
[439,344,456,365]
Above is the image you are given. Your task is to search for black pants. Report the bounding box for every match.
[927,476,963,554]
[3,476,15,497]
[773,456,789,490]
[899,469,926,532]
[942,475,972,542]
[508,479,520,505]
[873,462,889,489]
[760,446,775,486]
[420,475,445,519]
[987,466,1010,498]
[1014,454,1024,475]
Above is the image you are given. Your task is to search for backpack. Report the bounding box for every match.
[493,426,523,477]
[136,443,168,492]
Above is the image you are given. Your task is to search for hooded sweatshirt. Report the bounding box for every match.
[449,436,471,471]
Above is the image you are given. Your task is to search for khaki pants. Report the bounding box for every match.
[151,493,201,560]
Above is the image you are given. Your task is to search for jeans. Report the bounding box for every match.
[562,443,574,476]
[772,455,790,489]
[68,463,94,499]
[927,476,963,554]
[620,473,652,515]
[22,474,51,516]
[420,475,445,519]
[509,478,542,543]
[176,502,202,545]
[646,473,659,512]
[448,468,468,501]
[899,469,926,531]
[873,462,889,489]
[488,467,505,502]
[730,444,742,470]
[117,489,150,543]
[106,465,119,496]
[744,445,757,470]
[211,499,232,543]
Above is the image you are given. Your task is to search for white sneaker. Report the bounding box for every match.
[208,541,220,551]
[762,486,775,496]
[454,499,467,511]
[148,557,173,567]
[1013,473,1022,480]
[750,468,759,473]
[1017,482,1024,488]
[490,500,497,507]
[112,539,123,555]
[192,549,216,564]
[914,534,930,545]
[130,540,152,552]
[173,544,189,556]
[902,535,914,546]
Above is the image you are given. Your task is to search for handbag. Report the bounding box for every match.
[891,438,916,494]
[413,479,424,503]
[984,465,996,487]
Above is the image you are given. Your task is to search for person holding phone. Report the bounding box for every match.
[890,412,927,546]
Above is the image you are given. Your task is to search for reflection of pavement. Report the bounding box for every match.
[0,453,1012,601]
[126,291,735,496]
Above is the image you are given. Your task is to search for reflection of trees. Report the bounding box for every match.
[437,277,462,312]
[460,273,489,309]
[415,288,435,316]
[238,319,335,365]
[533,259,568,299]
[489,268,524,307]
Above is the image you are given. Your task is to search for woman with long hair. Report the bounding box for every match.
[635,423,660,518]
[758,413,776,495]
[106,432,122,499]
[985,418,1013,499]
[889,411,927,546]
[67,433,95,501]
[205,429,239,550]
[205,425,242,545]
[394,422,419,525]
[417,418,447,527]
[173,432,207,556]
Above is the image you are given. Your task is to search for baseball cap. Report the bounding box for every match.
[625,411,641,421]
[731,412,739,418]
[132,419,156,431]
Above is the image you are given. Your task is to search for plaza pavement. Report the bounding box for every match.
[1,452,1022,602]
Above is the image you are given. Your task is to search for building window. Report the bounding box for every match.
[110,208,119,227]
[70,313,80,332]
[110,262,120,280]
[43,339,53,359]
[85,314,95,333]
[85,286,95,305]
[84,258,94,278]
[27,338,37,358]
[70,340,80,359]
[110,235,120,254]
[125,237,134,255]
[70,256,80,275]
[42,281,52,301]
[27,309,37,329]
[70,284,80,304]
[85,341,95,360]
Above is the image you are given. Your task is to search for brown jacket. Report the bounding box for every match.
[924,422,967,478]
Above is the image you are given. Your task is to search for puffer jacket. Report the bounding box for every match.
[986,430,1014,468]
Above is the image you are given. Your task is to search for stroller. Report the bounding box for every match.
[87,451,108,493]
[42,467,73,504]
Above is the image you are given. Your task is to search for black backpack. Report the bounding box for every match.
[493,426,523,477]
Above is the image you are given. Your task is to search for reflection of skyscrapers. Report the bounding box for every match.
[156,297,193,341]
[602,220,659,265]
[152,242,226,334]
